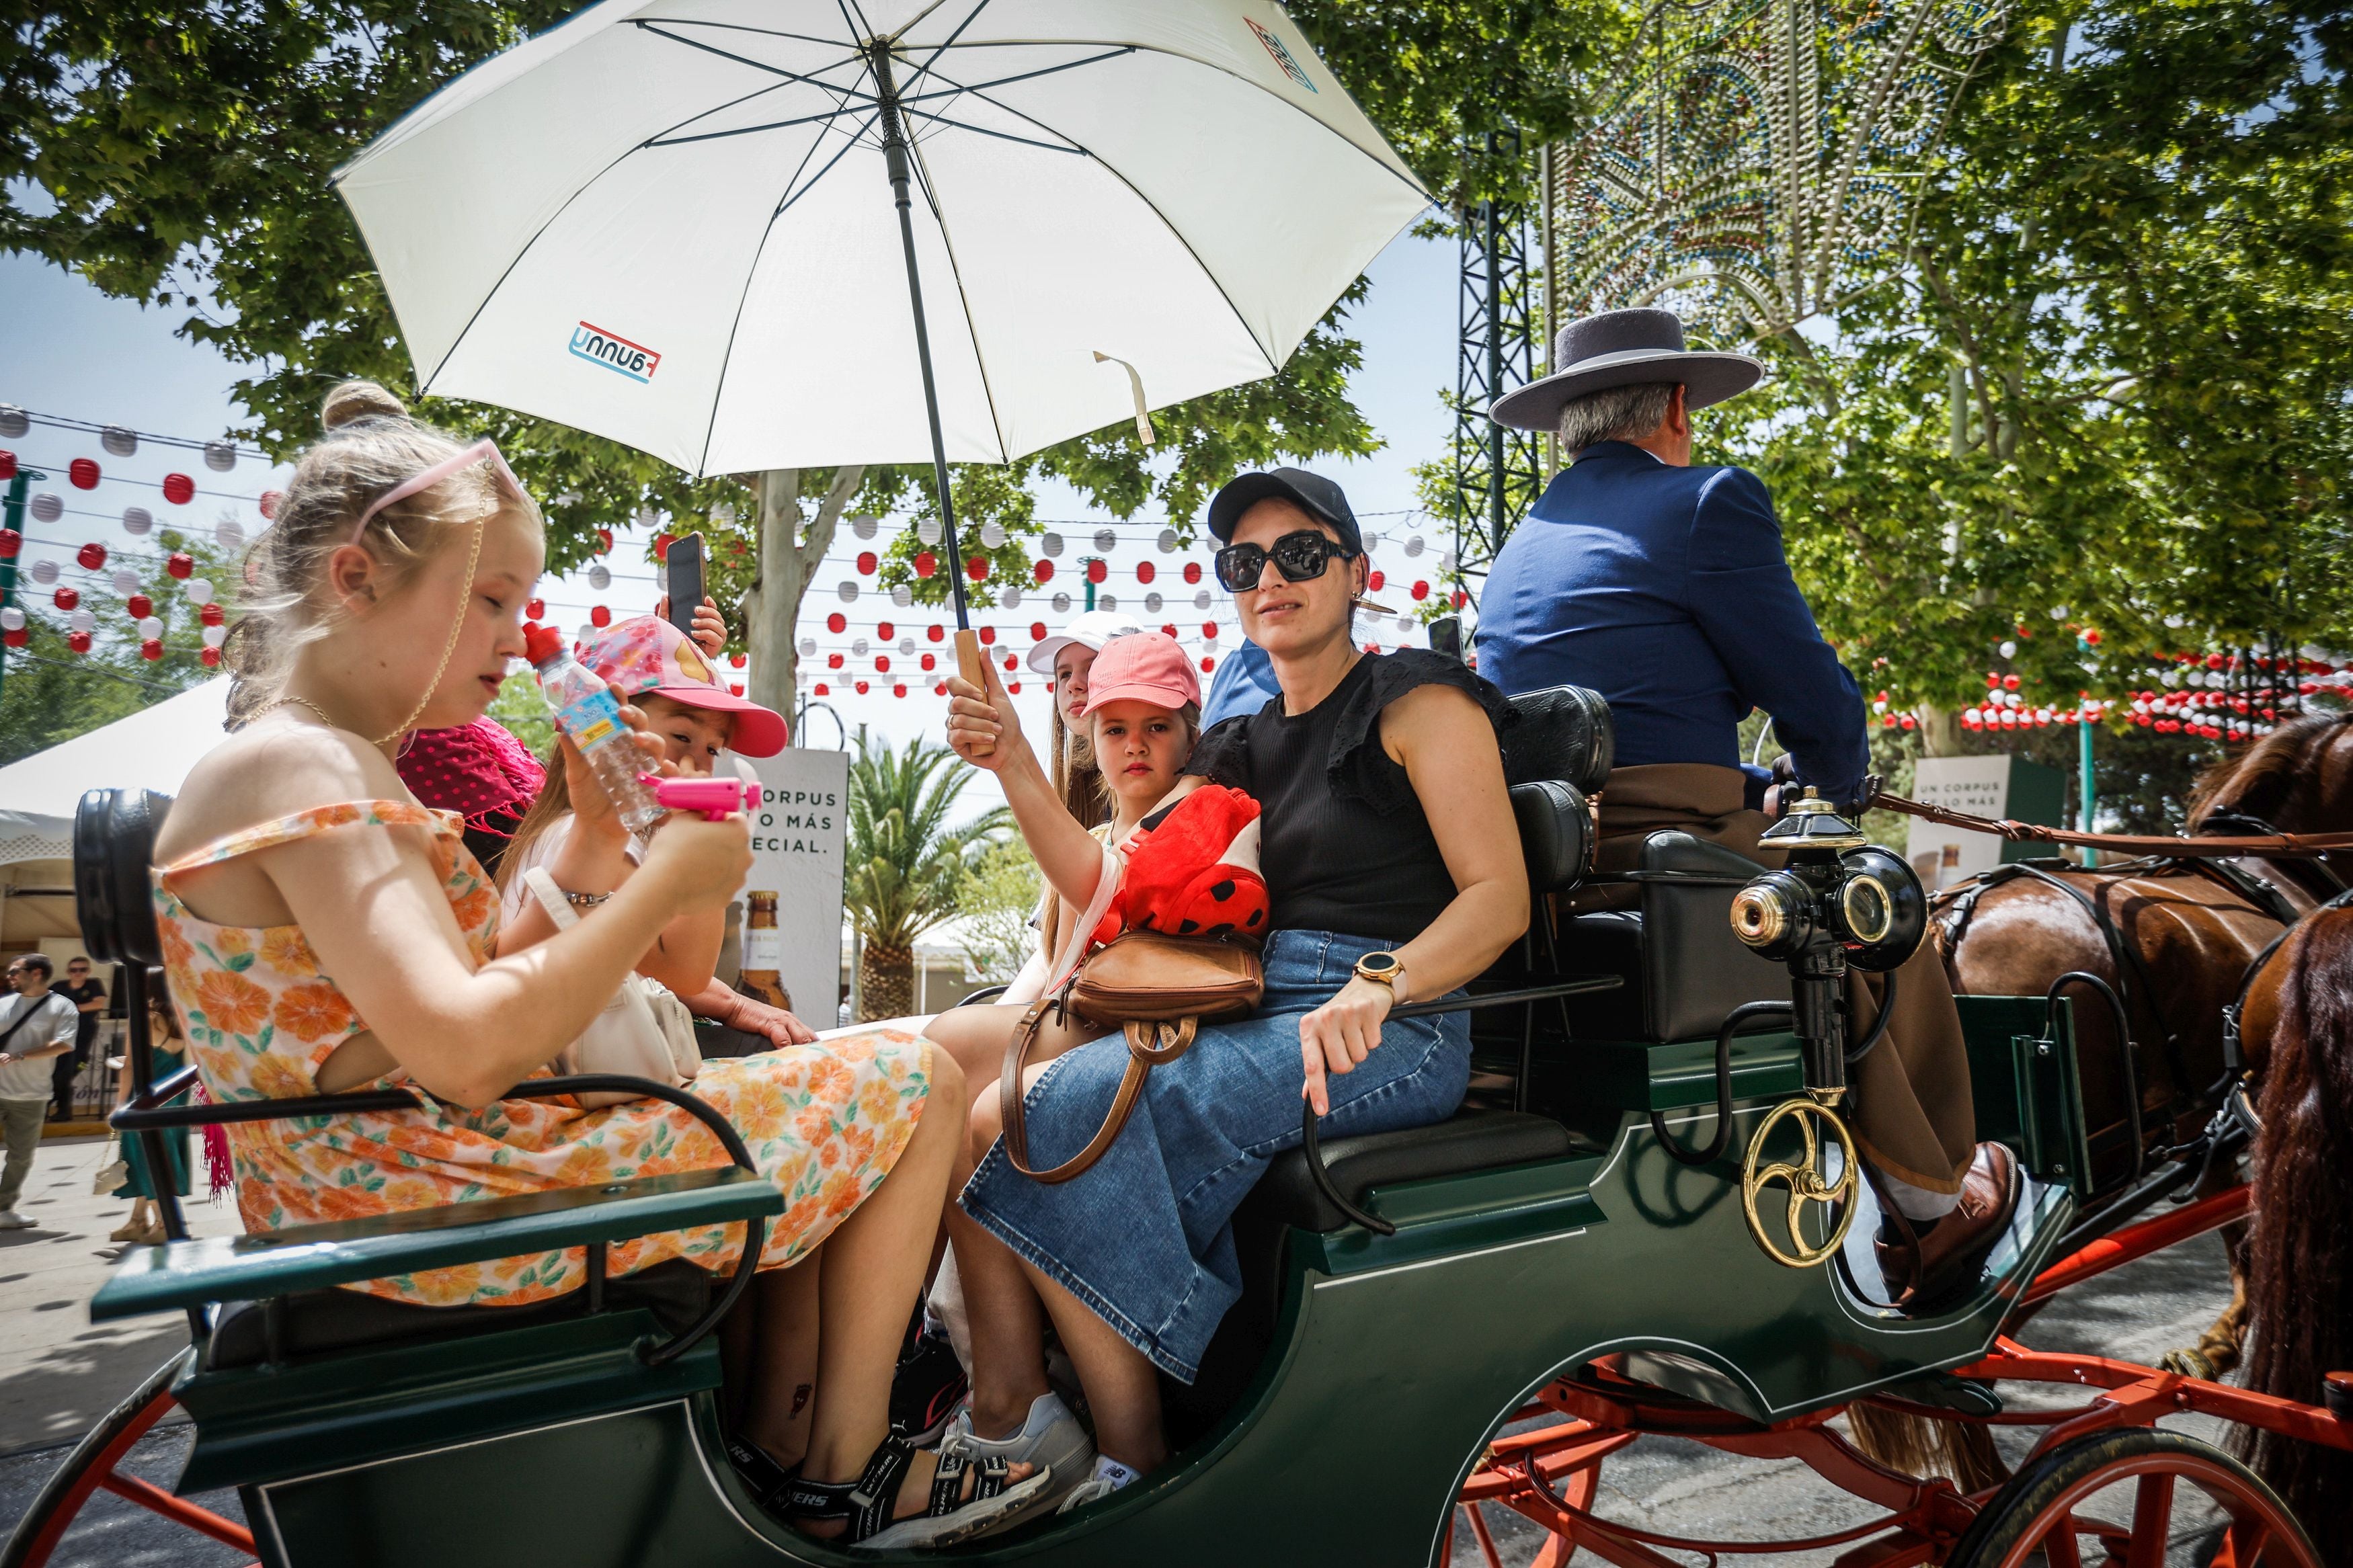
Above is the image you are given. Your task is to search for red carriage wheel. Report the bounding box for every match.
[1946,1428,2318,1568]
[0,1348,257,1568]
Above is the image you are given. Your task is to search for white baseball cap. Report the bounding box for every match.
[1025,608,1148,676]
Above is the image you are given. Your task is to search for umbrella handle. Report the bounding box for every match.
[955,628,994,757]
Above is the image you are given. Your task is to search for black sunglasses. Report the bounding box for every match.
[1213,530,1356,593]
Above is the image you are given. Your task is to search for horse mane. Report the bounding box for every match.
[2189,708,2353,828]
[2231,907,2353,1562]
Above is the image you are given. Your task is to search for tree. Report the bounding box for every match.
[842,733,1008,1020]
[954,839,1044,987]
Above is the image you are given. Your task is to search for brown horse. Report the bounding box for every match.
[2231,905,2353,1565]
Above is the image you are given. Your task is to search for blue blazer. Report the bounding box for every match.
[1474,442,1866,804]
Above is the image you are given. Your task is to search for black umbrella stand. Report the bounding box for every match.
[871,43,992,749]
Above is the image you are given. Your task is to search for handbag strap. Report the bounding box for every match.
[999,1003,1197,1185]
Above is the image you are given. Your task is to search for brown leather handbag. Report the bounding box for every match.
[999,931,1263,1183]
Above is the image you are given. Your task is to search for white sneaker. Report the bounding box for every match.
[1055,1455,1142,1514]
[0,1211,31,1230]
[939,1392,1094,1508]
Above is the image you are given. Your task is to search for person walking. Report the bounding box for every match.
[0,956,80,1228]
[48,957,106,1123]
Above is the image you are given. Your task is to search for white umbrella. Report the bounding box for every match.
[335,0,1429,648]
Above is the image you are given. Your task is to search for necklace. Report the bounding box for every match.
[268,695,344,731]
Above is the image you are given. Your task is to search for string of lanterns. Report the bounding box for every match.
[1862,652,2347,743]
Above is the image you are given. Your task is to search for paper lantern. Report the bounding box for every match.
[596,528,613,553]
[1410,580,1429,601]
[851,514,879,540]
[67,608,93,634]
[140,638,163,661]
[898,637,915,655]
[116,507,155,539]
[215,520,245,552]
[127,593,153,619]
[67,630,92,655]
[891,584,912,607]
[52,586,78,611]
[828,653,844,669]
[837,581,859,602]
[1136,561,1156,584]
[914,516,942,546]
[730,683,745,697]
[893,683,907,698]
[201,622,229,648]
[162,472,195,505]
[28,559,56,585]
[76,541,107,571]
[0,452,13,481]
[2,628,26,649]
[1093,528,1117,552]
[0,530,16,559]
[1002,654,1017,671]
[980,520,1006,548]
[920,653,936,671]
[1099,591,1121,610]
[1200,656,1214,673]
[1404,535,1425,558]
[999,586,1021,609]
[1161,624,1178,638]
[31,493,63,524]
[852,638,870,656]
[798,637,816,657]
[914,550,936,578]
[0,407,24,438]
[69,457,100,489]
[112,567,139,594]
[186,579,214,606]
[1033,559,1053,583]
[826,612,847,634]
[813,682,830,696]
[1367,569,1384,591]
[204,440,237,472]
[0,607,21,630]
[1157,528,1179,553]
[102,426,137,457]
[965,556,988,581]
[651,532,675,561]
[1051,592,1071,613]
[590,605,612,628]
[137,615,164,640]
[1183,561,1201,585]
[1086,559,1107,584]
[856,680,871,695]
[1202,622,1218,639]
[1145,591,1163,612]
[875,655,891,672]
[200,603,225,627]
[1042,531,1064,558]
[201,646,222,667]
[1008,682,1023,693]
[978,626,995,645]
[1194,589,1211,610]
[877,620,895,641]
[856,551,879,575]
[588,563,612,590]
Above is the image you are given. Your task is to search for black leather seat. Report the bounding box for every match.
[1561,832,1787,1044]
[1253,1109,1575,1233]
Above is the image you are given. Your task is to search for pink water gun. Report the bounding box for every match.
[641,761,762,821]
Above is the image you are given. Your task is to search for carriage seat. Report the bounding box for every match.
[1559,831,1788,1044]
[1254,1109,1576,1233]
[206,1258,713,1370]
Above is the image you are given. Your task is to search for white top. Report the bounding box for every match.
[0,993,79,1101]
[497,815,643,932]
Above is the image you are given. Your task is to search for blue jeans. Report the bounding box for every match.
[959,930,1471,1382]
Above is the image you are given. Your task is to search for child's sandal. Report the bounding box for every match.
[781,1434,1057,1550]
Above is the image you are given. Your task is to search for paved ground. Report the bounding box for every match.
[0,1139,2241,1567]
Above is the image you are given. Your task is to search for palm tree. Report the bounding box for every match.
[844,731,1010,1019]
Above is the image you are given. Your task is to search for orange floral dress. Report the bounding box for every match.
[153,801,930,1308]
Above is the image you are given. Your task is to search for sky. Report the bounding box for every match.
[0,218,1472,820]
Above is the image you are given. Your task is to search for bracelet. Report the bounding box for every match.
[559,886,614,908]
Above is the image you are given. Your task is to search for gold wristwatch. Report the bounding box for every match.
[1353,951,1405,999]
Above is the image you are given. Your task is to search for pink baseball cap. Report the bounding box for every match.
[1076,630,1199,716]
[573,614,788,757]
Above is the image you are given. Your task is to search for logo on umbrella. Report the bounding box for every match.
[1244,19,1318,94]
[569,322,662,383]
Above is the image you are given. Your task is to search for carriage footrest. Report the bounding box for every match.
[92,1166,781,1321]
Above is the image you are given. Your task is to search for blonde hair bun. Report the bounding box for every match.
[321,380,409,431]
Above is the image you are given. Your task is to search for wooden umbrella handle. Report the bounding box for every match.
[955,628,994,757]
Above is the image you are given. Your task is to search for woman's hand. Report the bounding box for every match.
[945,657,1027,774]
[653,595,729,659]
[1298,976,1394,1116]
[725,993,818,1046]
[635,809,752,915]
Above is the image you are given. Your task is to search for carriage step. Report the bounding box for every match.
[1879,1367,2005,1417]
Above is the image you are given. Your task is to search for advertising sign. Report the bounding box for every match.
[1907,754,2066,891]
[731,747,850,1023]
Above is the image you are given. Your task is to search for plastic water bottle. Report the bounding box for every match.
[522,624,664,835]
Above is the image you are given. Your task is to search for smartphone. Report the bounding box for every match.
[1427,614,1463,661]
[665,532,706,636]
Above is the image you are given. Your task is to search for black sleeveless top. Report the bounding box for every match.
[1183,651,1517,942]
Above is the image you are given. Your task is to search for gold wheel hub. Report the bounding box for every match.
[1741,1092,1858,1268]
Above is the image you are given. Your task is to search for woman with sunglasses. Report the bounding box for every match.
[940,468,1529,1502]
[150,382,1054,1546]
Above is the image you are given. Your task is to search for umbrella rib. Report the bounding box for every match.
[891,0,991,96]
[896,104,1082,156]
[699,107,883,475]
[625,18,861,52]
[902,46,1138,108]
[650,106,873,150]
[631,21,877,102]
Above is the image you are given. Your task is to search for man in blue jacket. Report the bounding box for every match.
[1480,307,2015,1307]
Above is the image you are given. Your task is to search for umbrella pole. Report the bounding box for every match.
[872,46,992,738]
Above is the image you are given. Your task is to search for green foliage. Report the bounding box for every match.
[485,671,554,762]
[953,837,1043,985]
[842,732,1010,953]
[1704,0,2353,718]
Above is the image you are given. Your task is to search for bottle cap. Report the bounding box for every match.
[523,622,565,667]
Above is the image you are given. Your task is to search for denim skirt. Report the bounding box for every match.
[959,929,1471,1383]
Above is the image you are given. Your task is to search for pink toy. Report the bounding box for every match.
[643,773,760,820]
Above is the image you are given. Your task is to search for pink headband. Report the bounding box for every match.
[350,438,526,546]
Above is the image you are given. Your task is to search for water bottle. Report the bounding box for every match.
[522,624,664,836]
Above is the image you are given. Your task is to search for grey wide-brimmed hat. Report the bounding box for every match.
[1489,307,1765,432]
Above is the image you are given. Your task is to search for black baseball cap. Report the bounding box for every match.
[1205,468,1363,554]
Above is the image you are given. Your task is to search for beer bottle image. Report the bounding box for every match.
[1938,842,1960,891]
[742,893,791,1011]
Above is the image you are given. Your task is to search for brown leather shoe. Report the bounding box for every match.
[1875,1142,2022,1307]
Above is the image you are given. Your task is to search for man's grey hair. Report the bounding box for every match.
[1555,381,1679,454]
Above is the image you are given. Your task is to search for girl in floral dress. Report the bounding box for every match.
[151,380,1049,1548]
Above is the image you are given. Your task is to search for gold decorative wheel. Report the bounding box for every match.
[1741,1094,1857,1268]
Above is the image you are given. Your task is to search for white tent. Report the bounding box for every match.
[0,680,232,867]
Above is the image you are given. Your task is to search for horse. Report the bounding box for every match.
[1844,710,2352,1488]
[2231,905,2353,1565]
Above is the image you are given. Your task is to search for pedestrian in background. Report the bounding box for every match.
[48,957,106,1123]
[0,956,79,1229]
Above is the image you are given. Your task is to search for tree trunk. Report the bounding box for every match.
[857,942,914,1022]
[1917,703,1965,757]
[740,465,865,739]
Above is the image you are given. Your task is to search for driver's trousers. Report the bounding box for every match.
[1575,763,1977,1214]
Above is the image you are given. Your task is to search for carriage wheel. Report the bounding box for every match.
[1455,1434,1601,1568]
[0,1348,257,1568]
[1945,1428,2318,1568]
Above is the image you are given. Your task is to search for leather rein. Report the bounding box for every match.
[1872,789,2353,860]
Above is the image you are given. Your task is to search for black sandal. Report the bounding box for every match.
[781,1434,1057,1549]
[723,1433,799,1506]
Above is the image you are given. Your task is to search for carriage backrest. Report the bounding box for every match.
[74,788,172,969]
[1510,780,1594,895]
[1501,684,1614,797]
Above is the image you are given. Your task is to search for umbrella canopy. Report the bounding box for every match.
[335,0,1429,480]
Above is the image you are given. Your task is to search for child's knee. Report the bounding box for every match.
[965,1087,1002,1159]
